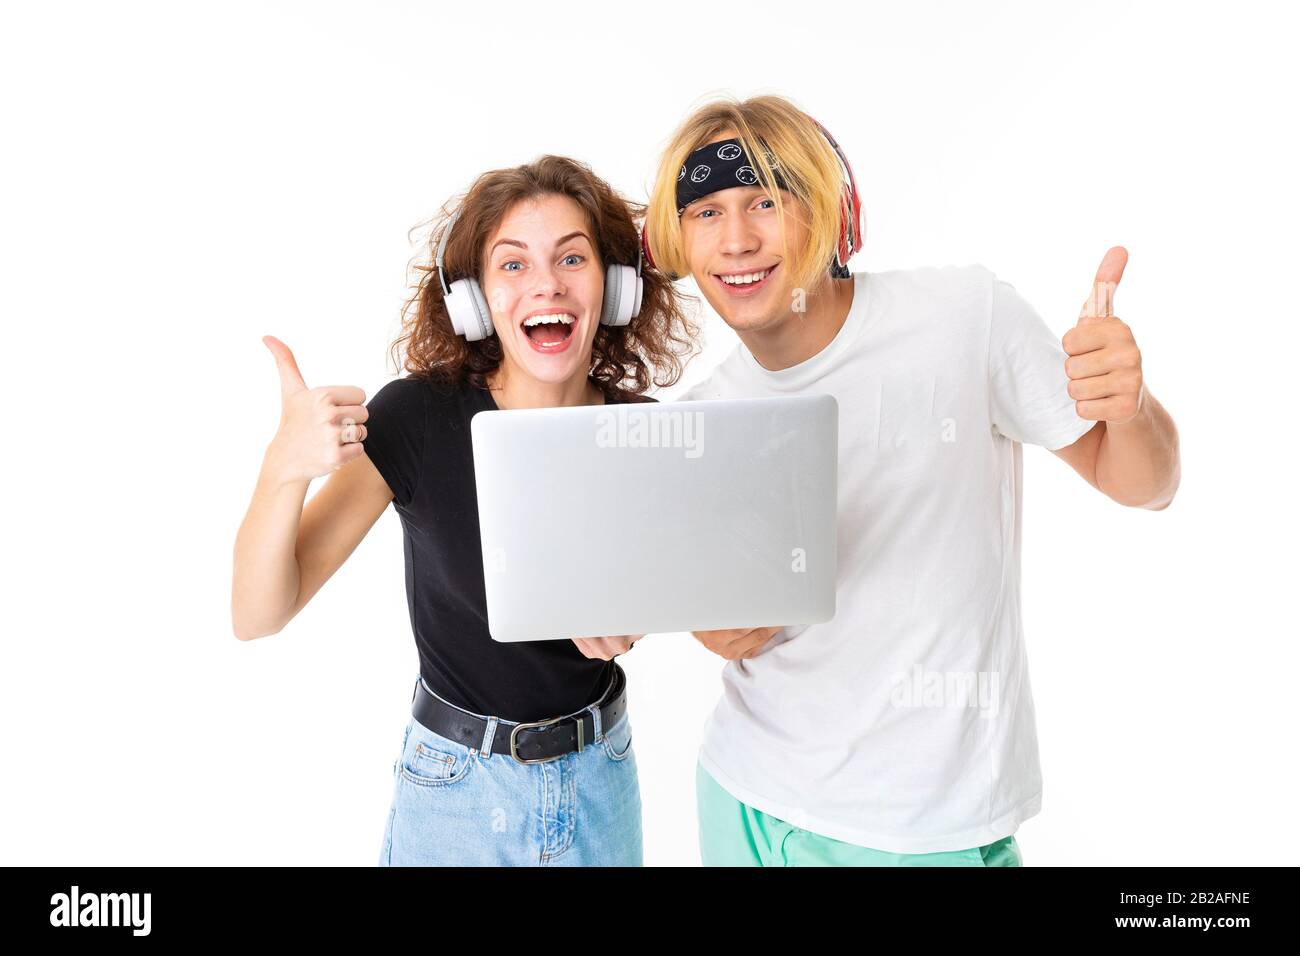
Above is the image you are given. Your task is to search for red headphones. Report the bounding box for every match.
[641,116,863,279]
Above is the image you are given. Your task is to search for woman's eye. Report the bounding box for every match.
[697,208,717,219]
[757,198,775,210]
[562,254,585,266]
[502,260,523,272]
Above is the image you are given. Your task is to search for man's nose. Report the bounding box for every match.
[720,215,758,256]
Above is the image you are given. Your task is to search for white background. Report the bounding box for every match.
[3,0,1297,866]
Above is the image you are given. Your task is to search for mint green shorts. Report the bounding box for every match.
[697,762,1023,866]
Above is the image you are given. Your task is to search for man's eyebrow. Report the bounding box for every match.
[489,231,593,254]
[689,186,777,205]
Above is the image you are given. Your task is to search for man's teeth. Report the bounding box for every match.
[718,268,773,286]
[523,313,576,327]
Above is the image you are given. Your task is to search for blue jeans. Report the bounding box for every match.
[378,676,643,866]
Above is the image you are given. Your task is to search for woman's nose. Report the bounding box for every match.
[530,264,566,296]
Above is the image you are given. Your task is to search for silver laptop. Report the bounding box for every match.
[470,394,838,642]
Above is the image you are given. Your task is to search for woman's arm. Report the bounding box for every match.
[231,452,393,640]
[231,336,394,640]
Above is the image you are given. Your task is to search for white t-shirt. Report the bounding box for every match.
[681,264,1095,854]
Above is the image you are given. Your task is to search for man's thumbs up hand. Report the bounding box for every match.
[1077,246,1127,324]
[261,335,369,486]
[1061,246,1145,424]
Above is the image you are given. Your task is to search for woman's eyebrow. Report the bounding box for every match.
[489,231,592,254]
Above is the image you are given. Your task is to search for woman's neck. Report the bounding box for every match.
[486,364,605,410]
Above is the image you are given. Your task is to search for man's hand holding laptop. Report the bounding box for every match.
[691,626,783,661]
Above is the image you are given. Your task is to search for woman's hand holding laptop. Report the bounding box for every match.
[571,635,644,660]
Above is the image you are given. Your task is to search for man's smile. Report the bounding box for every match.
[712,263,780,297]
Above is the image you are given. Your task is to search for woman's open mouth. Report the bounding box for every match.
[713,263,779,298]
[520,311,577,353]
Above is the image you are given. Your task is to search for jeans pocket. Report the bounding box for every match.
[398,719,475,788]
[391,722,413,778]
[601,713,634,762]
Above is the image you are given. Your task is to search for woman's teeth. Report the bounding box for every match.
[718,268,773,286]
[522,312,576,328]
[522,312,576,350]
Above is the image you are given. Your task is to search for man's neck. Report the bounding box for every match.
[737,275,856,372]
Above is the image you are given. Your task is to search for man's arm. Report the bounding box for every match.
[1051,387,1180,509]
[1051,246,1181,510]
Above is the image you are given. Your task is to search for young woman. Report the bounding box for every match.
[232,155,698,866]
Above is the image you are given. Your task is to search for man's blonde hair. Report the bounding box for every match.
[646,94,851,295]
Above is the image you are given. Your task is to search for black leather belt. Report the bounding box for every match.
[410,664,627,765]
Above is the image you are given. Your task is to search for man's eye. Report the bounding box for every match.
[697,208,717,219]
[757,198,775,210]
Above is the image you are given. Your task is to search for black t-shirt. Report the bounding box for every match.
[362,374,655,723]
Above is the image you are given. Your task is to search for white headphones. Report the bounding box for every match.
[436,207,645,342]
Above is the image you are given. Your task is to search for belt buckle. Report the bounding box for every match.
[509,715,566,765]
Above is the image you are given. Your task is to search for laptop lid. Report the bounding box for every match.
[470,393,837,641]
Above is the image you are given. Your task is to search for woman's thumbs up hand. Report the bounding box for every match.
[261,335,369,486]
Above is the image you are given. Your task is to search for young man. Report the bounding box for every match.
[645,95,1181,866]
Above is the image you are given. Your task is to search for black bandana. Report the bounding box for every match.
[675,137,789,215]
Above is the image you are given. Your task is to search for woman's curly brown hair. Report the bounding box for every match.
[388,155,699,399]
